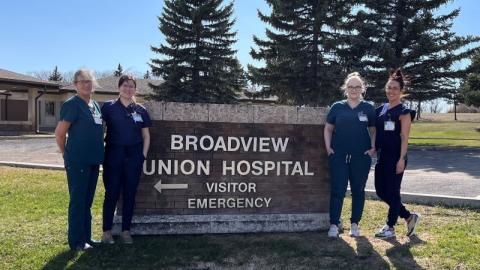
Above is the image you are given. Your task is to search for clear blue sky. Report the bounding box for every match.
[0,0,478,76]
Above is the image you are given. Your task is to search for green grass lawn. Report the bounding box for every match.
[1,166,480,270]
[409,113,480,147]
[410,122,480,147]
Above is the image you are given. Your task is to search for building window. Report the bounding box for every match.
[45,101,55,116]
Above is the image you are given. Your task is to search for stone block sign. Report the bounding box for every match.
[112,101,330,234]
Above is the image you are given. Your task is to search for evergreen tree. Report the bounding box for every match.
[144,70,151,79]
[355,0,480,116]
[248,0,357,106]
[149,0,243,103]
[114,63,124,76]
[48,66,63,81]
[460,52,480,107]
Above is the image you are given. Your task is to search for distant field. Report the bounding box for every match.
[410,113,480,147]
[418,113,480,122]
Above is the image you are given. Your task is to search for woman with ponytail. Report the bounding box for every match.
[374,68,421,239]
[100,75,151,244]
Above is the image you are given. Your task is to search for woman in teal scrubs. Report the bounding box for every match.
[324,72,376,238]
[55,69,104,251]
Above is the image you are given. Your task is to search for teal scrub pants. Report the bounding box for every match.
[328,153,371,226]
[65,161,99,249]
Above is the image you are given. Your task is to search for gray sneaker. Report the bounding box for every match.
[328,225,340,238]
[121,231,133,244]
[375,225,395,239]
[406,213,421,236]
[101,231,115,244]
[349,223,360,237]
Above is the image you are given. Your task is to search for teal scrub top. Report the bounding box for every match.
[326,100,375,155]
[60,95,104,165]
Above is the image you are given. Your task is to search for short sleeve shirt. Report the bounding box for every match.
[375,103,416,158]
[101,99,152,146]
[60,95,104,165]
[326,100,376,155]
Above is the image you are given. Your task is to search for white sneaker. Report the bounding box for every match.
[328,224,340,238]
[375,225,395,239]
[406,213,421,236]
[349,223,360,237]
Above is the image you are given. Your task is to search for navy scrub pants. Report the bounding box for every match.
[374,155,411,227]
[65,161,99,250]
[102,143,144,232]
[328,153,372,226]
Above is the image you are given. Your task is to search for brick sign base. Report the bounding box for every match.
[112,102,330,234]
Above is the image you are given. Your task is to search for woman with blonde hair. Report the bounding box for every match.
[55,69,104,251]
[324,72,376,238]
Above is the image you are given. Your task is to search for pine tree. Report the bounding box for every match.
[48,66,63,81]
[248,0,358,106]
[144,70,151,79]
[355,0,480,117]
[460,52,480,107]
[114,63,123,76]
[149,0,243,103]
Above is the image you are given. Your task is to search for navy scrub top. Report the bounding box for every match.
[375,103,416,159]
[326,100,376,155]
[101,99,152,146]
[60,95,104,165]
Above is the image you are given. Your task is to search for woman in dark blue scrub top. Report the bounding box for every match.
[324,72,376,238]
[55,69,104,251]
[374,69,421,239]
[101,75,151,244]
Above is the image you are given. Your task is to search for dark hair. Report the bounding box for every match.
[388,68,408,90]
[118,75,136,88]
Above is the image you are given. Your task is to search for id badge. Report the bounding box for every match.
[358,112,368,122]
[132,112,143,123]
[94,115,102,125]
[384,121,395,131]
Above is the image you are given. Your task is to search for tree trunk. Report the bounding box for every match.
[416,100,421,120]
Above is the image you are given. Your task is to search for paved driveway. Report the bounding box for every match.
[1,138,479,198]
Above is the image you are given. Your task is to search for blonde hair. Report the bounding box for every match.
[340,72,366,98]
[73,69,99,88]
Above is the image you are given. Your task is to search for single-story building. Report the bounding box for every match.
[0,68,161,135]
[0,68,276,135]
[0,68,60,135]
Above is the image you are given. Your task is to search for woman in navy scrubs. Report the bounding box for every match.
[101,75,151,244]
[374,69,421,239]
[324,72,376,238]
[55,69,104,251]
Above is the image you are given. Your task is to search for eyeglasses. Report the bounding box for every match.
[75,80,93,85]
[347,85,363,91]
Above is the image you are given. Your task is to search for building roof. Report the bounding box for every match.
[0,68,59,87]
[60,75,162,96]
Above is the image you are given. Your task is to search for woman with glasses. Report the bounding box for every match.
[324,72,376,238]
[100,75,151,244]
[55,69,104,251]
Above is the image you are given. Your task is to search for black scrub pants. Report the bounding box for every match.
[374,154,411,227]
[102,143,144,232]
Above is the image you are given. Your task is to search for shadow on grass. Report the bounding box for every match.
[383,235,426,270]
[41,233,395,270]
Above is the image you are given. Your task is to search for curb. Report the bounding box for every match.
[363,189,480,209]
[0,135,55,140]
[0,161,64,171]
[1,162,479,209]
